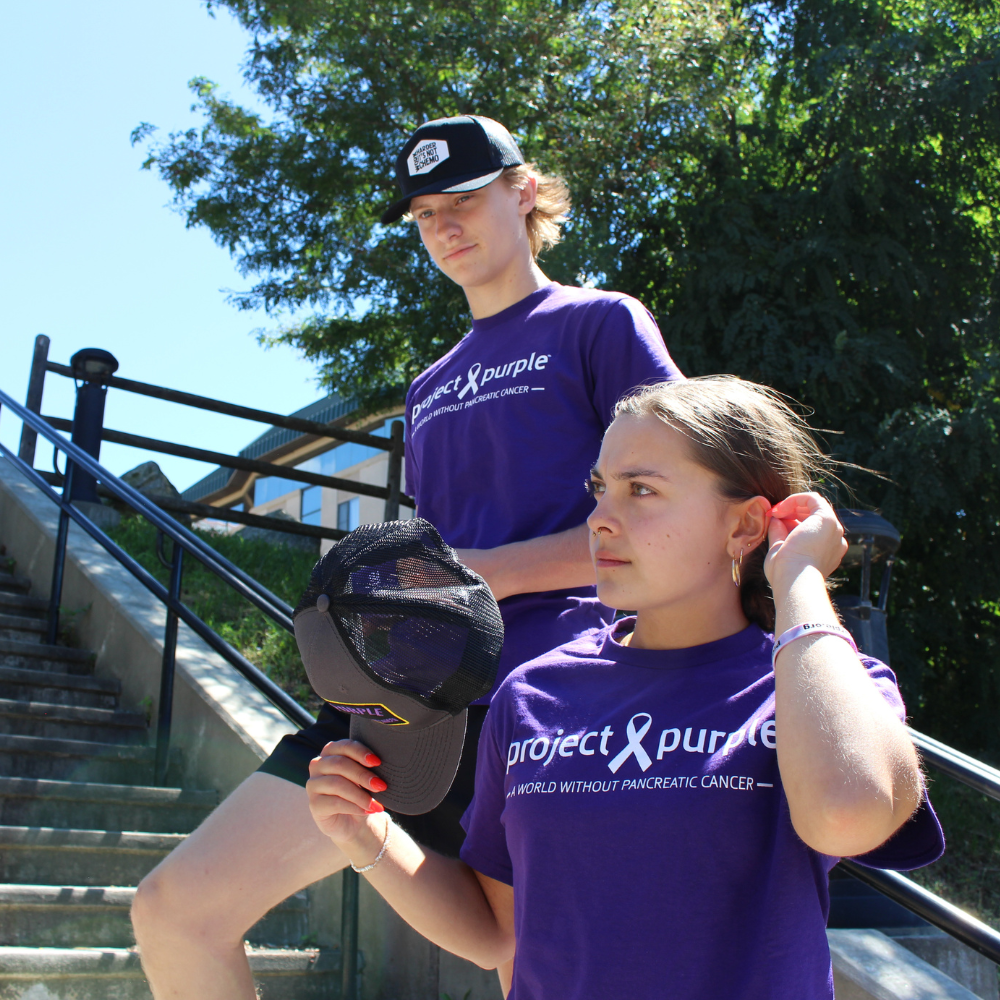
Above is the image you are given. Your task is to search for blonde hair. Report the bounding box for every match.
[616,376,838,630]
[503,164,570,259]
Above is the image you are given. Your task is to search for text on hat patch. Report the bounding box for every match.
[408,139,449,176]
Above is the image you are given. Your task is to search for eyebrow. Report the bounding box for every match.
[589,467,670,481]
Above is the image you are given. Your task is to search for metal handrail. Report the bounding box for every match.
[3,390,296,628]
[909,728,1000,803]
[41,415,416,509]
[43,361,394,451]
[841,861,1000,964]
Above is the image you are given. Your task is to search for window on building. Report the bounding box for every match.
[337,497,359,533]
[301,485,323,526]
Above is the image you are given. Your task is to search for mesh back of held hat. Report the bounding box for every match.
[293,518,503,813]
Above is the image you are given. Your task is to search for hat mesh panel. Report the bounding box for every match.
[294,519,502,714]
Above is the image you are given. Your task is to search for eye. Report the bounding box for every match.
[630,482,654,496]
[586,479,605,496]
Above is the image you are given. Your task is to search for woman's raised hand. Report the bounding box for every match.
[764,492,848,586]
[306,740,388,845]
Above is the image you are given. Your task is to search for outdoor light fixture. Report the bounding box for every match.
[67,348,120,505]
[833,509,901,664]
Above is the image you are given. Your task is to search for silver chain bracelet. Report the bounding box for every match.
[351,817,392,874]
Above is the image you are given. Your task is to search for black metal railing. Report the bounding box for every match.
[0,387,365,998]
[17,335,413,534]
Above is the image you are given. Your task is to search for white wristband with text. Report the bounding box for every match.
[772,623,858,668]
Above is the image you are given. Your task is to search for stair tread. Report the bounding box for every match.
[0,884,306,909]
[0,614,45,633]
[0,665,119,694]
[0,776,216,806]
[0,593,47,614]
[0,574,31,594]
[0,826,184,851]
[0,698,145,728]
[0,733,153,760]
[0,639,93,662]
[0,944,336,973]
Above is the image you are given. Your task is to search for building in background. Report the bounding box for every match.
[183,394,409,548]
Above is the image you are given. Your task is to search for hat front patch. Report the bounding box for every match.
[408,139,449,176]
[326,700,410,725]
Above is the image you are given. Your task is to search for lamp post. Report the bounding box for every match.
[67,348,119,504]
[833,509,901,664]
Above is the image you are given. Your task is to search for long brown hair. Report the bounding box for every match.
[615,376,838,631]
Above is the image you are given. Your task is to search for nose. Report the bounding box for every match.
[587,498,615,540]
[434,208,461,243]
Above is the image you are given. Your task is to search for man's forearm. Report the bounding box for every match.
[456,524,595,601]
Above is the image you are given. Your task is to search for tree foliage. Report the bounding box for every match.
[140,0,1000,755]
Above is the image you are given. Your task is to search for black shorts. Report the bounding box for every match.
[258,702,488,858]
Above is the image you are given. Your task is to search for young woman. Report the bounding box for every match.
[306,376,943,1000]
[131,115,680,998]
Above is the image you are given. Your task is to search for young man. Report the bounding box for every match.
[130,114,681,999]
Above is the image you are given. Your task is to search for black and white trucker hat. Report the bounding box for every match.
[293,518,503,814]
[380,115,525,224]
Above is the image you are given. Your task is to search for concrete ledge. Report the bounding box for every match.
[829,928,984,999]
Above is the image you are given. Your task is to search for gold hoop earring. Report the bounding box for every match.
[731,549,743,588]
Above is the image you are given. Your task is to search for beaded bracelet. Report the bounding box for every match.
[351,817,392,874]
[772,623,858,668]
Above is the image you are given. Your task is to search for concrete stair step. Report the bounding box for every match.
[0,619,45,645]
[0,827,182,886]
[0,699,146,745]
[0,778,215,835]
[0,576,30,596]
[0,641,95,677]
[0,884,310,949]
[0,667,118,710]
[0,734,154,783]
[0,945,340,999]
[0,595,47,619]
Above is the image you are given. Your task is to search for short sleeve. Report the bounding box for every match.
[403,386,421,505]
[848,657,945,871]
[589,297,683,428]
[460,708,514,885]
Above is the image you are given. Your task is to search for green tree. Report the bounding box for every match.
[139,0,1000,755]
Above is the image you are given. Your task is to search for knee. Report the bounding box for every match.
[131,865,177,943]
[132,860,214,945]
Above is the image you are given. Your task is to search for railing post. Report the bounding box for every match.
[18,334,50,467]
[341,867,360,1000]
[45,462,75,646]
[383,419,404,522]
[67,348,119,504]
[155,537,184,786]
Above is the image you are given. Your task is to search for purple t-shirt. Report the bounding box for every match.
[404,283,682,699]
[460,621,944,1000]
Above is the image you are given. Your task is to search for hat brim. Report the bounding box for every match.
[379,169,505,224]
[351,710,467,815]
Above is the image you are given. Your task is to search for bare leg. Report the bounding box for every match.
[132,772,349,1000]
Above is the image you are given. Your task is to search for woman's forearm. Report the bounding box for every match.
[771,564,922,856]
[342,815,515,969]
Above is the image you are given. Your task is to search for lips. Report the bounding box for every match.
[443,244,476,262]
[594,550,630,568]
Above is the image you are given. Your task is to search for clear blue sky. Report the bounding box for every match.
[0,1,328,493]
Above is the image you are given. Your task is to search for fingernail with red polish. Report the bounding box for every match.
[365,799,384,813]
[369,777,388,792]
[364,754,381,767]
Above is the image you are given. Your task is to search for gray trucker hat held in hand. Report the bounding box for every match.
[380,114,525,224]
[293,518,503,814]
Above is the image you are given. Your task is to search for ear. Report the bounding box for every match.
[516,174,538,216]
[727,496,771,560]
